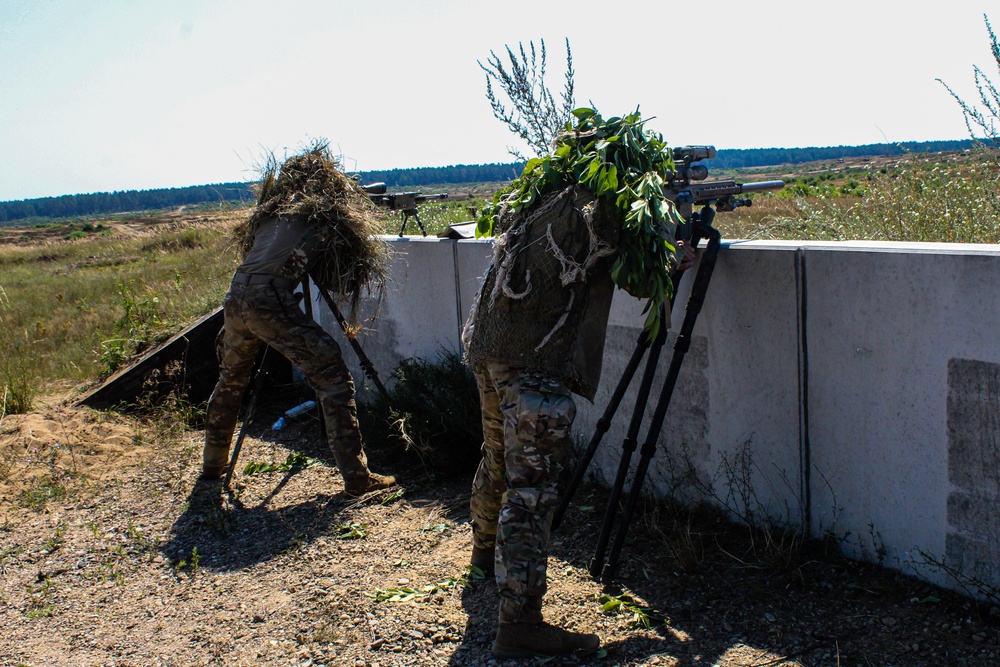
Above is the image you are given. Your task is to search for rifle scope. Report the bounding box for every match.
[674,145,717,163]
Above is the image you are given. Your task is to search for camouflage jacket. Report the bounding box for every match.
[463,186,621,401]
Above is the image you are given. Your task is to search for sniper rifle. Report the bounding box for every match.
[361,182,449,237]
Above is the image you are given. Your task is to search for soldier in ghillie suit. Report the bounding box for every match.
[463,108,695,659]
[202,143,397,496]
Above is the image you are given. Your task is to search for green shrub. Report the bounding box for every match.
[98,280,163,376]
[359,350,483,478]
[0,287,39,415]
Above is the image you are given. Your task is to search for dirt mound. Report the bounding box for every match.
[0,397,149,509]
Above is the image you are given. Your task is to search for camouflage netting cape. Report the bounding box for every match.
[463,185,620,399]
[233,143,390,316]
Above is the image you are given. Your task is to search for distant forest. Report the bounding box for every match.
[0,140,976,225]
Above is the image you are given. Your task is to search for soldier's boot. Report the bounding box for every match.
[344,472,397,497]
[325,401,397,496]
[470,543,496,575]
[201,442,231,480]
[492,621,600,659]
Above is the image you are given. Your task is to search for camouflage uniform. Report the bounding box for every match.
[465,185,659,624]
[470,362,575,623]
[203,214,372,488]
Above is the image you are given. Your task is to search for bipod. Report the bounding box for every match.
[313,283,393,403]
[398,208,427,237]
[224,344,270,488]
[593,206,722,583]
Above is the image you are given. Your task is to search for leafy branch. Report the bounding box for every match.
[478,107,684,338]
[242,451,321,475]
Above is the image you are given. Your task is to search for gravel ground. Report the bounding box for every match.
[2,399,1000,667]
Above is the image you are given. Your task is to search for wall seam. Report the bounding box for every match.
[452,240,464,347]
[796,248,812,533]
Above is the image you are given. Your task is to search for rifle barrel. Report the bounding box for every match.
[740,180,785,192]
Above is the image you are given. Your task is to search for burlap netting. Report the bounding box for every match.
[464,185,622,399]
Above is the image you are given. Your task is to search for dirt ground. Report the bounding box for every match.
[2,393,1000,667]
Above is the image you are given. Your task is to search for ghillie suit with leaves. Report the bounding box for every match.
[463,108,685,400]
[233,143,390,321]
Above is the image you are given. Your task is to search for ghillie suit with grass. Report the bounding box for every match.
[233,143,390,323]
[204,142,397,495]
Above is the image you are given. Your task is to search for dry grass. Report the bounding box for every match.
[0,209,240,413]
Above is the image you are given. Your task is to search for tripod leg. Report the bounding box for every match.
[600,221,721,582]
[298,279,328,442]
[589,305,668,577]
[314,285,392,404]
[554,257,694,533]
[224,345,269,488]
[551,326,652,531]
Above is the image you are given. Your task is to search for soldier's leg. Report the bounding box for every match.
[203,302,261,478]
[492,367,576,625]
[469,363,507,571]
[245,287,379,489]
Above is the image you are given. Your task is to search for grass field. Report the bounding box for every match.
[1,148,998,415]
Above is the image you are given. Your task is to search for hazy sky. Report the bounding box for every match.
[0,0,994,200]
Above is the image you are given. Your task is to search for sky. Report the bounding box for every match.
[0,0,995,201]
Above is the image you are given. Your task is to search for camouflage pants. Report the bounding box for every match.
[204,281,370,486]
[469,361,576,624]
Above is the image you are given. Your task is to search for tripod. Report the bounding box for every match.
[553,204,723,583]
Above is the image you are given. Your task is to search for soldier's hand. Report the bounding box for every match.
[677,240,697,271]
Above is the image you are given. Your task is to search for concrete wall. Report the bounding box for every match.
[312,235,1000,593]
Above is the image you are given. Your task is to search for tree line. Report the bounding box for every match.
[708,139,976,169]
[0,140,977,225]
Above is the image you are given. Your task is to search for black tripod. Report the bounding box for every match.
[553,204,723,583]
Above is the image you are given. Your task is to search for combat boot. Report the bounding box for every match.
[344,472,397,496]
[470,544,495,575]
[200,464,226,481]
[201,445,230,480]
[492,621,600,659]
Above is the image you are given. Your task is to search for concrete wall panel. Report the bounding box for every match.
[307,234,1000,595]
[805,245,1000,583]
